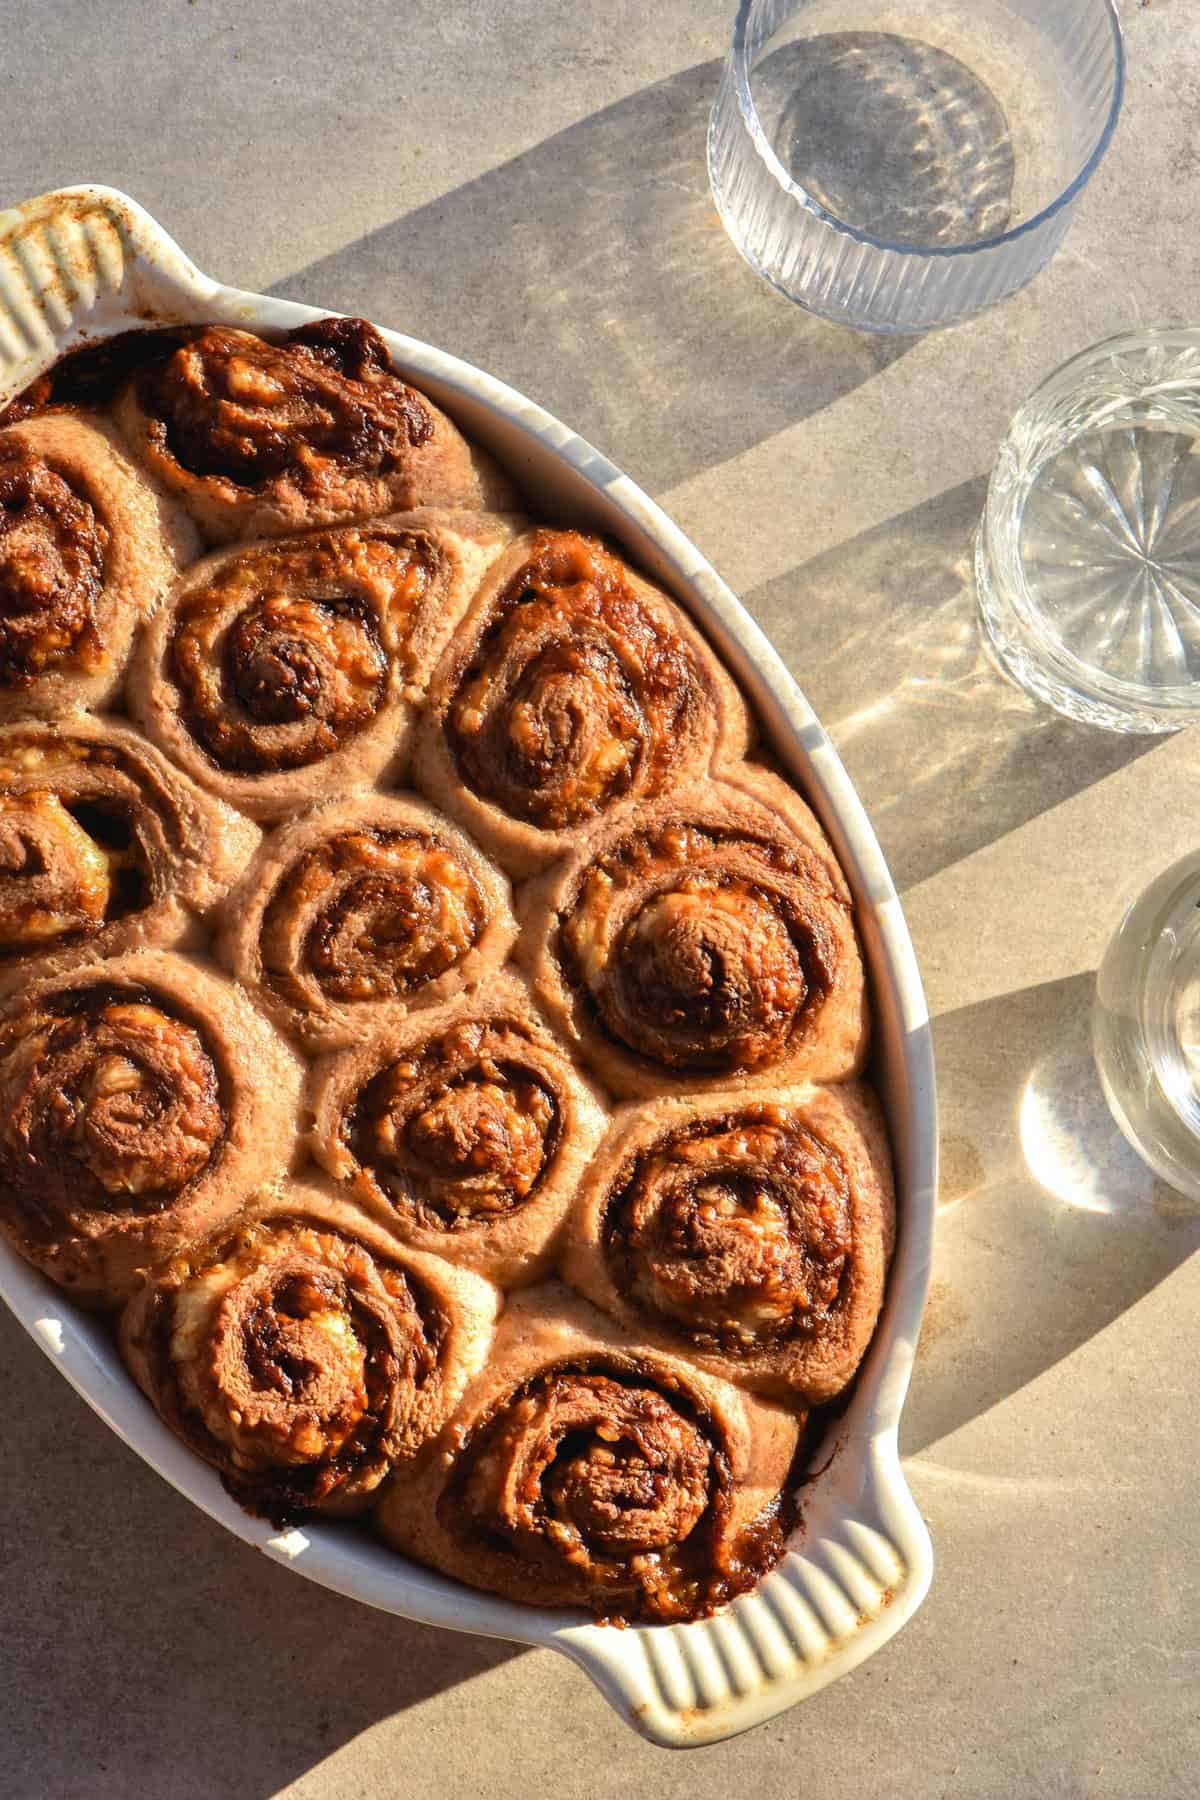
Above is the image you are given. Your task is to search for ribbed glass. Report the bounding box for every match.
[708,0,1124,334]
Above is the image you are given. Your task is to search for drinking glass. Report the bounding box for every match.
[1094,854,1200,1209]
[708,0,1124,334]
[977,329,1200,733]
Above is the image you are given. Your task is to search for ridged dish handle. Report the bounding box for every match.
[550,1431,932,1747]
[0,185,217,401]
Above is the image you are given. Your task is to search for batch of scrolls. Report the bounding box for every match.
[0,317,894,1624]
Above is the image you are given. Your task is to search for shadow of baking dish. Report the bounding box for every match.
[0,1302,527,1796]
[269,60,917,499]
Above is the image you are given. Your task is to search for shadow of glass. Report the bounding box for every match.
[742,478,1159,894]
[0,1312,524,1799]
[1021,1008,1200,1225]
[752,33,1014,248]
[903,972,1200,1457]
[269,62,914,495]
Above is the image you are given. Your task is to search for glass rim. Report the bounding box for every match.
[728,0,1126,262]
[994,324,1200,414]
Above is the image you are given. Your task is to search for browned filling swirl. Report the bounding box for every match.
[0,790,113,951]
[146,1221,441,1518]
[0,448,107,686]
[444,1363,757,1620]
[136,318,432,493]
[446,531,710,830]
[605,1109,852,1352]
[561,821,841,1073]
[1,327,194,425]
[0,983,224,1235]
[170,530,438,774]
[261,828,487,1008]
[347,1018,563,1229]
[0,734,192,959]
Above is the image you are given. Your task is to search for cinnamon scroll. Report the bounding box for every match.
[309,973,608,1286]
[377,1283,801,1622]
[0,717,258,992]
[416,529,750,876]
[218,794,516,1051]
[130,511,519,821]
[119,1180,498,1520]
[114,319,518,543]
[126,507,518,817]
[0,411,196,718]
[563,1084,894,1403]
[0,950,303,1302]
[521,765,867,1098]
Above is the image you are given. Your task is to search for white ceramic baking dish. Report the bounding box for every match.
[0,186,936,1748]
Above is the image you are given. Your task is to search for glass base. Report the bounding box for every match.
[976,329,1200,734]
[976,530,1184,735]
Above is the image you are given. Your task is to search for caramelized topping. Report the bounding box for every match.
[170,528,437,773]
[445,1361,782,1622]
[0,790,113,949]
[615,882,807,1066]
[348,1018,562,1229]
[136,319,432,492]
[261,828,487,1006]
[605,1108,853,1351]
[0,327,192,425]
[0,732,190,958]
[0,985,223,1225]
[446,531,709,830]
[0,448,107,686]
[562,820,840,1074]
[157,1220,441,1518]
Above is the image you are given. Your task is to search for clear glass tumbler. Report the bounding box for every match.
[1094,855,1200,1210]
[708,0,1124,334]
[977,329,1200,734]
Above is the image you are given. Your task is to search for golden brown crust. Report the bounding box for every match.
[217,792,517,1052]
[0,716,259,994]
[415,528,751,877]
[308,972,609,1286]
[0,411,197,718]
[0,950,304,1303]
[519,765,868,1098]
[561,1082,894,1402]
[113,319,518,543]
[119,1178,499,1519]
[129,510,521,822]
[375,1282,801,1622]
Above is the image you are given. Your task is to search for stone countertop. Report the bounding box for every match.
[1,3,1197,1796]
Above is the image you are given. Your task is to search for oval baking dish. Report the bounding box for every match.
[0,186,936,1748]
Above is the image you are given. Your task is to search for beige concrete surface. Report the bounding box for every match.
[1,2,1198,1795]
